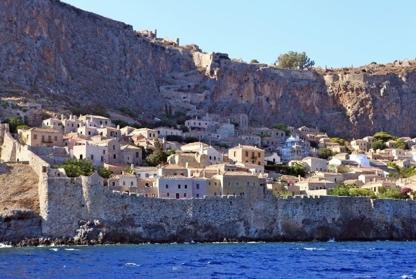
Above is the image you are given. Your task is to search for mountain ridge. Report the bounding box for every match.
[1,0,416,138]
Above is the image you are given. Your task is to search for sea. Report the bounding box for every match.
[0,241,415,278]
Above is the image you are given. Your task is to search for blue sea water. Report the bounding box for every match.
[0,242,415,278]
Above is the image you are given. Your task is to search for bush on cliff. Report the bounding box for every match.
[275,51,315,70]
[60,159,94,177]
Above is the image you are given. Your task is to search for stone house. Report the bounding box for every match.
[77,125,98,137]
[133,166,159,179]
[159,164,189,177]
[239,135,261,147]
[79,114,113,128]
[108,173,138,192]
[71,140,108,165]
[351,139,369,152]
[302,157,328,172]
[210,171,265,200]
[18,127,63,147]
[137,177,158,198]
[228,144,265,166]
[130,128,158,140]
[264,152,281,165]
[295,177,336,196]
[120,144,142,166]
[156,127,183,138]
[42,117,63,130]
[97,126,121,139]
[157,176,209,199]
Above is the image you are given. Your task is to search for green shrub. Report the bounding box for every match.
[378,187,408,199]
[275,51,315,70]
[373,131,396,142]
[273,123,290,136]
[4,116,26,133]
[317,148,332,159]
[59,159,94,177]
[371,140,386,150]
[97,166,112,179]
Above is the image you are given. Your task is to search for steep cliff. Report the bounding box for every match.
[1,0,416,137]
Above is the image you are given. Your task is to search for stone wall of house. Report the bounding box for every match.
[40,173,416,242]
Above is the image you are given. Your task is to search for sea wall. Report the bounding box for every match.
[40,173,416,242]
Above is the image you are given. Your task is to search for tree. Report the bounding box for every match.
[59,159,94,177]
[273,123,290,136]
[97,166,112,179]
[275,51,315,70]
[287,163,308,177]
[371,140,386,151]
[250,59,259,64]
[317,148,333,159]
[145,139,168,166]
[392,138,407,150]
[373,131,396,142]
[4,116,26,133]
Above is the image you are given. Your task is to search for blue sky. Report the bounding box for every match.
[63,0,415,68]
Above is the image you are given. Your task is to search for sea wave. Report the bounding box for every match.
[0,243,12,248]
[303,247,326,251]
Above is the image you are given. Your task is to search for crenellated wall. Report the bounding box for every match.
[40,172,416,242]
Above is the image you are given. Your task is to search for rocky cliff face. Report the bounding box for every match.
[1,0,416,137]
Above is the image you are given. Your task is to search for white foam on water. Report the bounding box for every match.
[125,262,140,267]
[0,243,12,248]
[49,248,59,252]
[303,247,325,251]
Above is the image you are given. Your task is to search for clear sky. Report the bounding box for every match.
[62,0,415,68]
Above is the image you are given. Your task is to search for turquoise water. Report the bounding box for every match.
[0,242,415,278]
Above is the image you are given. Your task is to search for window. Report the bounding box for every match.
[165,184,169,189]
[113,145,115,150]
[34,134,37,140]
[184,193,187,198]
[54,136,57,141]
[136,152,139,158]
[113,154,116,159]
[90,155,94,160]
[112,182,115,186]
[184,184,187,189]
[196,184,200,190]
[48,135,52,141]
[178,184,181,189]
[196,194,199,198]
[79,154,83,160]
[123,181,126,186]
[130,181,133,186]
[167,193,170,197]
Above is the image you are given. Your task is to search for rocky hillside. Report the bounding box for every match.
[0,163,39,213]
[1,0,416,138]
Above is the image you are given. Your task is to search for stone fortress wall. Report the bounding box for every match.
[1,124,416,243]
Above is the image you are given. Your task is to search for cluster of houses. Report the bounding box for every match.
[13,113,416,200]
